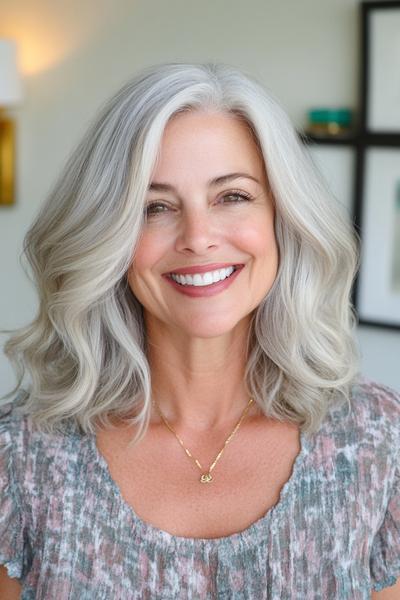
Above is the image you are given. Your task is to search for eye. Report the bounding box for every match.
[145,202,170,216]
[144,190,254,219]
[221,190,254,203]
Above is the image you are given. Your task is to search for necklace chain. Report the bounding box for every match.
[152,396,254,483]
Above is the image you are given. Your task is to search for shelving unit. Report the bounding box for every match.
[300,1,400,331]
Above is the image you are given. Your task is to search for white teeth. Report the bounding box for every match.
[170,266,236,286]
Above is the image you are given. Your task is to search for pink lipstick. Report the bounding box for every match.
[163,265,244,298]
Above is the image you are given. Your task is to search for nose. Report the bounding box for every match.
[174,207,218,254]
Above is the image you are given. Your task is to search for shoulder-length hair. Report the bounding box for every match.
[1,62,361,445]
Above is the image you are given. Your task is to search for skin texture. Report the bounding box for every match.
[128,110,279,434]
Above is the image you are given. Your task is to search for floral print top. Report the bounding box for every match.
[0,375,399,599]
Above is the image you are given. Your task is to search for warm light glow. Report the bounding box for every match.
[0,22,71,76]
[0,3,119,76]
[12,34,68,76]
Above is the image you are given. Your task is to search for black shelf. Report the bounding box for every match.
[299,131,400,148]
[299,132,358,146]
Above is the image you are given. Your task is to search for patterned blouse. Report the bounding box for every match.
[0,376,399,599]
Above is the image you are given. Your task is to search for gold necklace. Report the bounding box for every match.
[152,397,254,483]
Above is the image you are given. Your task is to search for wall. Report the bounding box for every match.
[1,0,399,394]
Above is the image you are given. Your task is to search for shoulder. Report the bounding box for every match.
[317,376,400,491]
[0,392,31,485]
[0,394,87,582]
[348,375,400,442]
[351,375,400,411]
[334,376,400,500]
[323,375,400,442]
[0,392,82,498]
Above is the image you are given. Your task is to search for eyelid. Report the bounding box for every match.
[145,188,253,203]
[144,189,255,215]
[223,188,253,198]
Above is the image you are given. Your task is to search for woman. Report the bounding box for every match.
[0,62,399,599]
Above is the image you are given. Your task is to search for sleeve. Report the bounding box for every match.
[369,386,400,592]
[0,401,31,581]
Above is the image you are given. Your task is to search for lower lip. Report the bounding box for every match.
[163,267,243,297]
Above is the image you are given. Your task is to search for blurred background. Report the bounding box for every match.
[0,0,399,395]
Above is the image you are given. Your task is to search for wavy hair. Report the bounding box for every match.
[1,61,361,445]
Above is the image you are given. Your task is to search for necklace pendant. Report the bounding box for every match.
[200,473,213,483]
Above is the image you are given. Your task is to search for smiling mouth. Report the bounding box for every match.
[167,265,241,287]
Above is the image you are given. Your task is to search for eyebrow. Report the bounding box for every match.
[147,172,260,192]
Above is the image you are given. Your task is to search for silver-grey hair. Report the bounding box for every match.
[1,61,361,444]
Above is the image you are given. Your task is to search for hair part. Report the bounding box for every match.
[1,61,361,445]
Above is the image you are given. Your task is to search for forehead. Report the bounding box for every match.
[152,110,266,182]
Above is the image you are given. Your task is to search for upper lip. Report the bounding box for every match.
[164,263,244,275]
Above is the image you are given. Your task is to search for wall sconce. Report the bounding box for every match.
[0,39,23,206]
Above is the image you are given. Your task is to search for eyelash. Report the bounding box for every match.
[145,191,254,217]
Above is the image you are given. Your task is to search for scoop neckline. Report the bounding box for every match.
[87,422,311,550]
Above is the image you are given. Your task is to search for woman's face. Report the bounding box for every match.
[128,110,279,338]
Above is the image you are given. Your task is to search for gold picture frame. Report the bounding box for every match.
[0,110,16,205]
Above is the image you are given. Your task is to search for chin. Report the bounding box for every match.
[177,315,250,339]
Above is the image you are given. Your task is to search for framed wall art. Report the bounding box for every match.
[301,1,400,328]
[364,2,400,132]
[356,148,400,326]
[354,1,400,328]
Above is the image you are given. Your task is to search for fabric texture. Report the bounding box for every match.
[0,375,399,599]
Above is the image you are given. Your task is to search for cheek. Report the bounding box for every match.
[127,232,168,299]
[234,216,278,260]
[130,231,168,274]
[259,223,278,261]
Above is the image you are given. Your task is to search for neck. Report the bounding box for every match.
[145,315,259,433]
